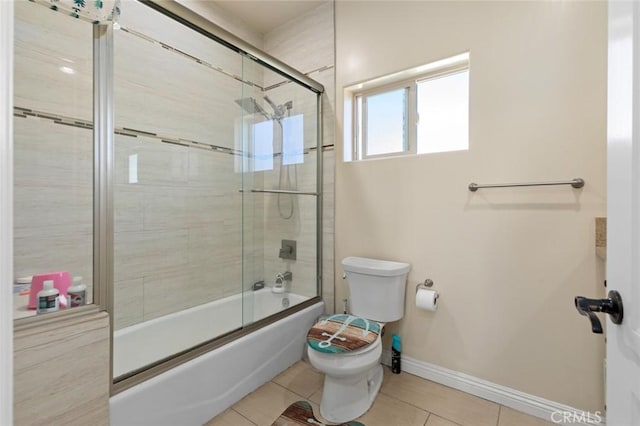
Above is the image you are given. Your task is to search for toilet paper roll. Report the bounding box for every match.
[416,288,438,311]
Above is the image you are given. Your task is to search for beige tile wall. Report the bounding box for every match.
[13,2,94,305]
[14,0,332,332]
[112,1,334,327]
[14,312,110,425]
[263,2,335,313]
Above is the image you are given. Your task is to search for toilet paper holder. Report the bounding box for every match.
[416,279,434,293]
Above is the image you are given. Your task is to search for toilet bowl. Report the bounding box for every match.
[307,323,383,423]
[306,257,410,423]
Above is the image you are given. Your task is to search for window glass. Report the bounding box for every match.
[417,70,469,154]
[364,88,408,156]
[252,120,274,172]
[346,52,469,161]
[282,114,304,165]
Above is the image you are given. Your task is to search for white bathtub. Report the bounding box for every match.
[113,288,310,377]
[110,289,324,426]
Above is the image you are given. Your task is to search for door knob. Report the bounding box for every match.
[574,290,623,334]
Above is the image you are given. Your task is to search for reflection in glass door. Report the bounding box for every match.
[13,1,95,320]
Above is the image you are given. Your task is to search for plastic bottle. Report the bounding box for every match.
[37,280,59,314]
[391,334,402,374]
[67,276,87,307]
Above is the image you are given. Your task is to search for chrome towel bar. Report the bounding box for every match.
[239,189,319,196]
[468,178,584,192]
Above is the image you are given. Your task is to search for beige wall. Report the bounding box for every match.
[335,1,606,412]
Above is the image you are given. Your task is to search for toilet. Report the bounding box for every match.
[307,256,410,423]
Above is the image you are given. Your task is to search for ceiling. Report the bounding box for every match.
[213,0,328,35]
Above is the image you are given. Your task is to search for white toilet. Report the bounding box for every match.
[306,256,410,423]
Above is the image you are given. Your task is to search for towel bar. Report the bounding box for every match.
[468,178,584,192]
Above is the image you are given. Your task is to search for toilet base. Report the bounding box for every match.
[319,363,383,423]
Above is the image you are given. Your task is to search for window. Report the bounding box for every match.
[252,120,274,172]
[345,52,469,161]
[282,114,304,165]
[360,87,409,157]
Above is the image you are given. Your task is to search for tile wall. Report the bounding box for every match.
[13,0,333,328]
[13,2,94,310]
[263,2,336,313]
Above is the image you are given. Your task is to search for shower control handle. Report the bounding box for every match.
[574,290,623,334]
[278,239,297,260]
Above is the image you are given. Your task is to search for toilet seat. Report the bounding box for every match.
[307,314,382,355]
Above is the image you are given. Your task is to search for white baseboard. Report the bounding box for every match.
[381,351,605,426]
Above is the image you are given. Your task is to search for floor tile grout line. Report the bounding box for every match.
[270,378,321,402]
[269,378,330,424]
[377,387,475,426]
[394,368,505,408]
[378,367,503,424]
[211,361,540,426]
[377,387,433,416]
[231,407,258,426]
[432,414,465,426]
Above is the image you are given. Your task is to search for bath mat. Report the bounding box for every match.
[271,401,365,426]
[307,314,380,354]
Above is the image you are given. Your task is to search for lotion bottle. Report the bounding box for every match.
[67,276,87,307]
[37,280,59,314]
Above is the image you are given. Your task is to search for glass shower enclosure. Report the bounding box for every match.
[12,0,323,384]
[111,1,323,381]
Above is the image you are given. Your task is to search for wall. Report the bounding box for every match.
[112,0,247,328]
[14,312,110,425]
[13,1,95,312]
[263,1,336,313]
[335,1,606,413]
[10,6,110,424]
[191,1,336,312]
[12,0,324,331]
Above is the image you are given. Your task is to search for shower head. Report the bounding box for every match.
[263,96,279,114]
[263,96,293,120]
[235,97,271,121]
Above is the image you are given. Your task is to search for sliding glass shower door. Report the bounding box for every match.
[240,57,321,325]
[112,1,246,378]
[107,0,322,381]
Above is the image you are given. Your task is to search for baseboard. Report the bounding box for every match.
[381,351,605,426]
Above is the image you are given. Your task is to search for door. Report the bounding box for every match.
[606,1,640,424]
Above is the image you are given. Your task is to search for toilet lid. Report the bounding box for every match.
[307,314,381,354]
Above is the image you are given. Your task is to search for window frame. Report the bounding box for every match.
[355,81,413,160]
[346,52,470,162]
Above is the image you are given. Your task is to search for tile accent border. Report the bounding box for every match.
[14,106,333,158]
[381,351,605,426]
[0,0,14,423]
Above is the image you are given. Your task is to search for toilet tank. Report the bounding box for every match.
[342,257,411,323]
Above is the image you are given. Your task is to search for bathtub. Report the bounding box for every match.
[110,289,324,426]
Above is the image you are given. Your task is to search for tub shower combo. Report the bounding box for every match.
[13,1,324,424]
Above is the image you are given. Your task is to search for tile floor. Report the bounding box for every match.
[204,361,552,426]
